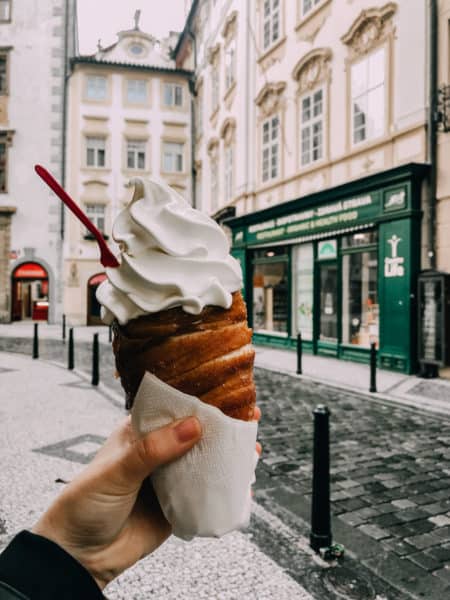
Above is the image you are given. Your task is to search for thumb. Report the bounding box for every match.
[118,417,202,488]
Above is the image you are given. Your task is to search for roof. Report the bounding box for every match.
[71,56,193,77]
[172,0,199,58]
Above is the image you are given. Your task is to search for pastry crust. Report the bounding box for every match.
[112,291,256,421]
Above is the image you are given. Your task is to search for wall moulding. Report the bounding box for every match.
[292,47,332,93]
[255,81,286,117]
[341,2,398,57]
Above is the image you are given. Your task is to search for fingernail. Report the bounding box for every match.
[174,417,201,443]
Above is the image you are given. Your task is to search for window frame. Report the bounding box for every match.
[210,156,219,213]
[350,46,386,147]
[162,141,184,173]
[224,144,234,202]
[262,0,281,52]
[126,139,147,171]
[126,78,148,104]
[85,74,108,102]
[300,0,324,18]
[0,50,9,95]
[261,114,280,183]
[84,203,106,236]
[0,0,11,23]
[85,136,106,169]
[300,86,325,167]
[162,82,184,108]
[0,132,9,192]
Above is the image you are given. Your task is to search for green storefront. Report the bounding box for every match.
[226,163,429,373]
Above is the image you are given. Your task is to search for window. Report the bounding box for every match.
[163,142,183,172]
[225,40,236,91]
[0,53,7,94]
[0,0,11,21]
[301,88,324,166]
[342,250,379,347]
[163,83,183,107]
[126,79,147,103]
[210,157,218,212]
[0,132,7,192]
[262,115,279,182]
[351,47,385,145]
[85,204,106,234]
[85,75,107,101]
[263,0,280,51]
[211,62,219,111]
[301,0,322,17]
[293,244,313,339]
[126,140,146,170]
[86,137,106,168]
[224,145,233,201]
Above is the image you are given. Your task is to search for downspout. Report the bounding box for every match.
[188,31,197,209]
[61,0,70,240]
[428,0,438,270]
[245,0,250,201]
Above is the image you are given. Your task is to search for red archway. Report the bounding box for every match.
[87,272,106,325]
[11,262,49,321]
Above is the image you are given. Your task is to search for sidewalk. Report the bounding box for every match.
[2,320,450,415]
[0,351,313,600]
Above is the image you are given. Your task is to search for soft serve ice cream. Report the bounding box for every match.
[96,178,242,325]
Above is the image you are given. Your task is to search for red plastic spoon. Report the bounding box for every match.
[35,164,119,268]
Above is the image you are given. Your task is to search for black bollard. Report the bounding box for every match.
[310,405,332,553]
[68,327,74,370]
[62,314,66,341]
[296,332,302,375]
[369,342,377,393]
[32,323,39,359]
[108,324,112,343]
[92,333,99,386]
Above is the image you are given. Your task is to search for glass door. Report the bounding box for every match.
[318,261,338,351]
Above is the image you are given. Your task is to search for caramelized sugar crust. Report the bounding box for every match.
[112,291,256,421]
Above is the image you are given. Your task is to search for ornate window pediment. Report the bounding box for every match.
[220,117,236,145]
[341,2,397,57]
[255,82,286,117]
[292,48,332,94]
[222,11,237,41]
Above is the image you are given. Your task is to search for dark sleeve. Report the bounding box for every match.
[0,531,105,599]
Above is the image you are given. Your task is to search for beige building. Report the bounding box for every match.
[176,1,442,374]
[64,17,192,325]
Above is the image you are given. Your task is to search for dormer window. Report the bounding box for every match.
[129,43,145,56]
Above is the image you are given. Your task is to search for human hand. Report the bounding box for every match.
[32,415,202,590]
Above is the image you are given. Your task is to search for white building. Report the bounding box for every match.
[0,0,77,323]
[64,15,192,325]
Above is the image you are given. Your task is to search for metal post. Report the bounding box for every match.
[369,342,377,393]
[296,332,302,375]
[92,333,99,386]
[68,327,74,370]
[310,405,332,553]
[108,324,112,343]
[32,323,39,359]
[62,314,66,341]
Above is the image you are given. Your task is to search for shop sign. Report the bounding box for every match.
[384,188,406,212]
[317,239,337,260]
[246,193,380,244]
[384,235,405,278]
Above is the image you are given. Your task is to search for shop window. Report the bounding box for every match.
[126,140,146,170]
[319,262,338,341]
[262,115,279,182]
[126,79,147,104]
[351,47,385,145]
[253,258,288,335]
[263,0,281,51]
[342,230,378,248]
[342,251,379,347]
[85,75,107,101]
[293,244,313,339]
[301,88,324,166]
[162,141,184,173]
[86,137,106,168]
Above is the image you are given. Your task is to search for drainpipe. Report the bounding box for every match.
[245,0,250,203]
[61,0,70,240]
[188,31,197,209]
[428,0,438,270]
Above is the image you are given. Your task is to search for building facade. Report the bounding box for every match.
[0,0,77,323]
[177,0,434,373]
[64,18,192,325]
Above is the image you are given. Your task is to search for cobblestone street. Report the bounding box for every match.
[254,369,450,597]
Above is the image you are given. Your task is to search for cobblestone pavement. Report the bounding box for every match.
[0,352,313,600]
[254,368,450,598]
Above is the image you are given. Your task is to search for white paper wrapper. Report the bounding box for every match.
[131,372,258,540]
